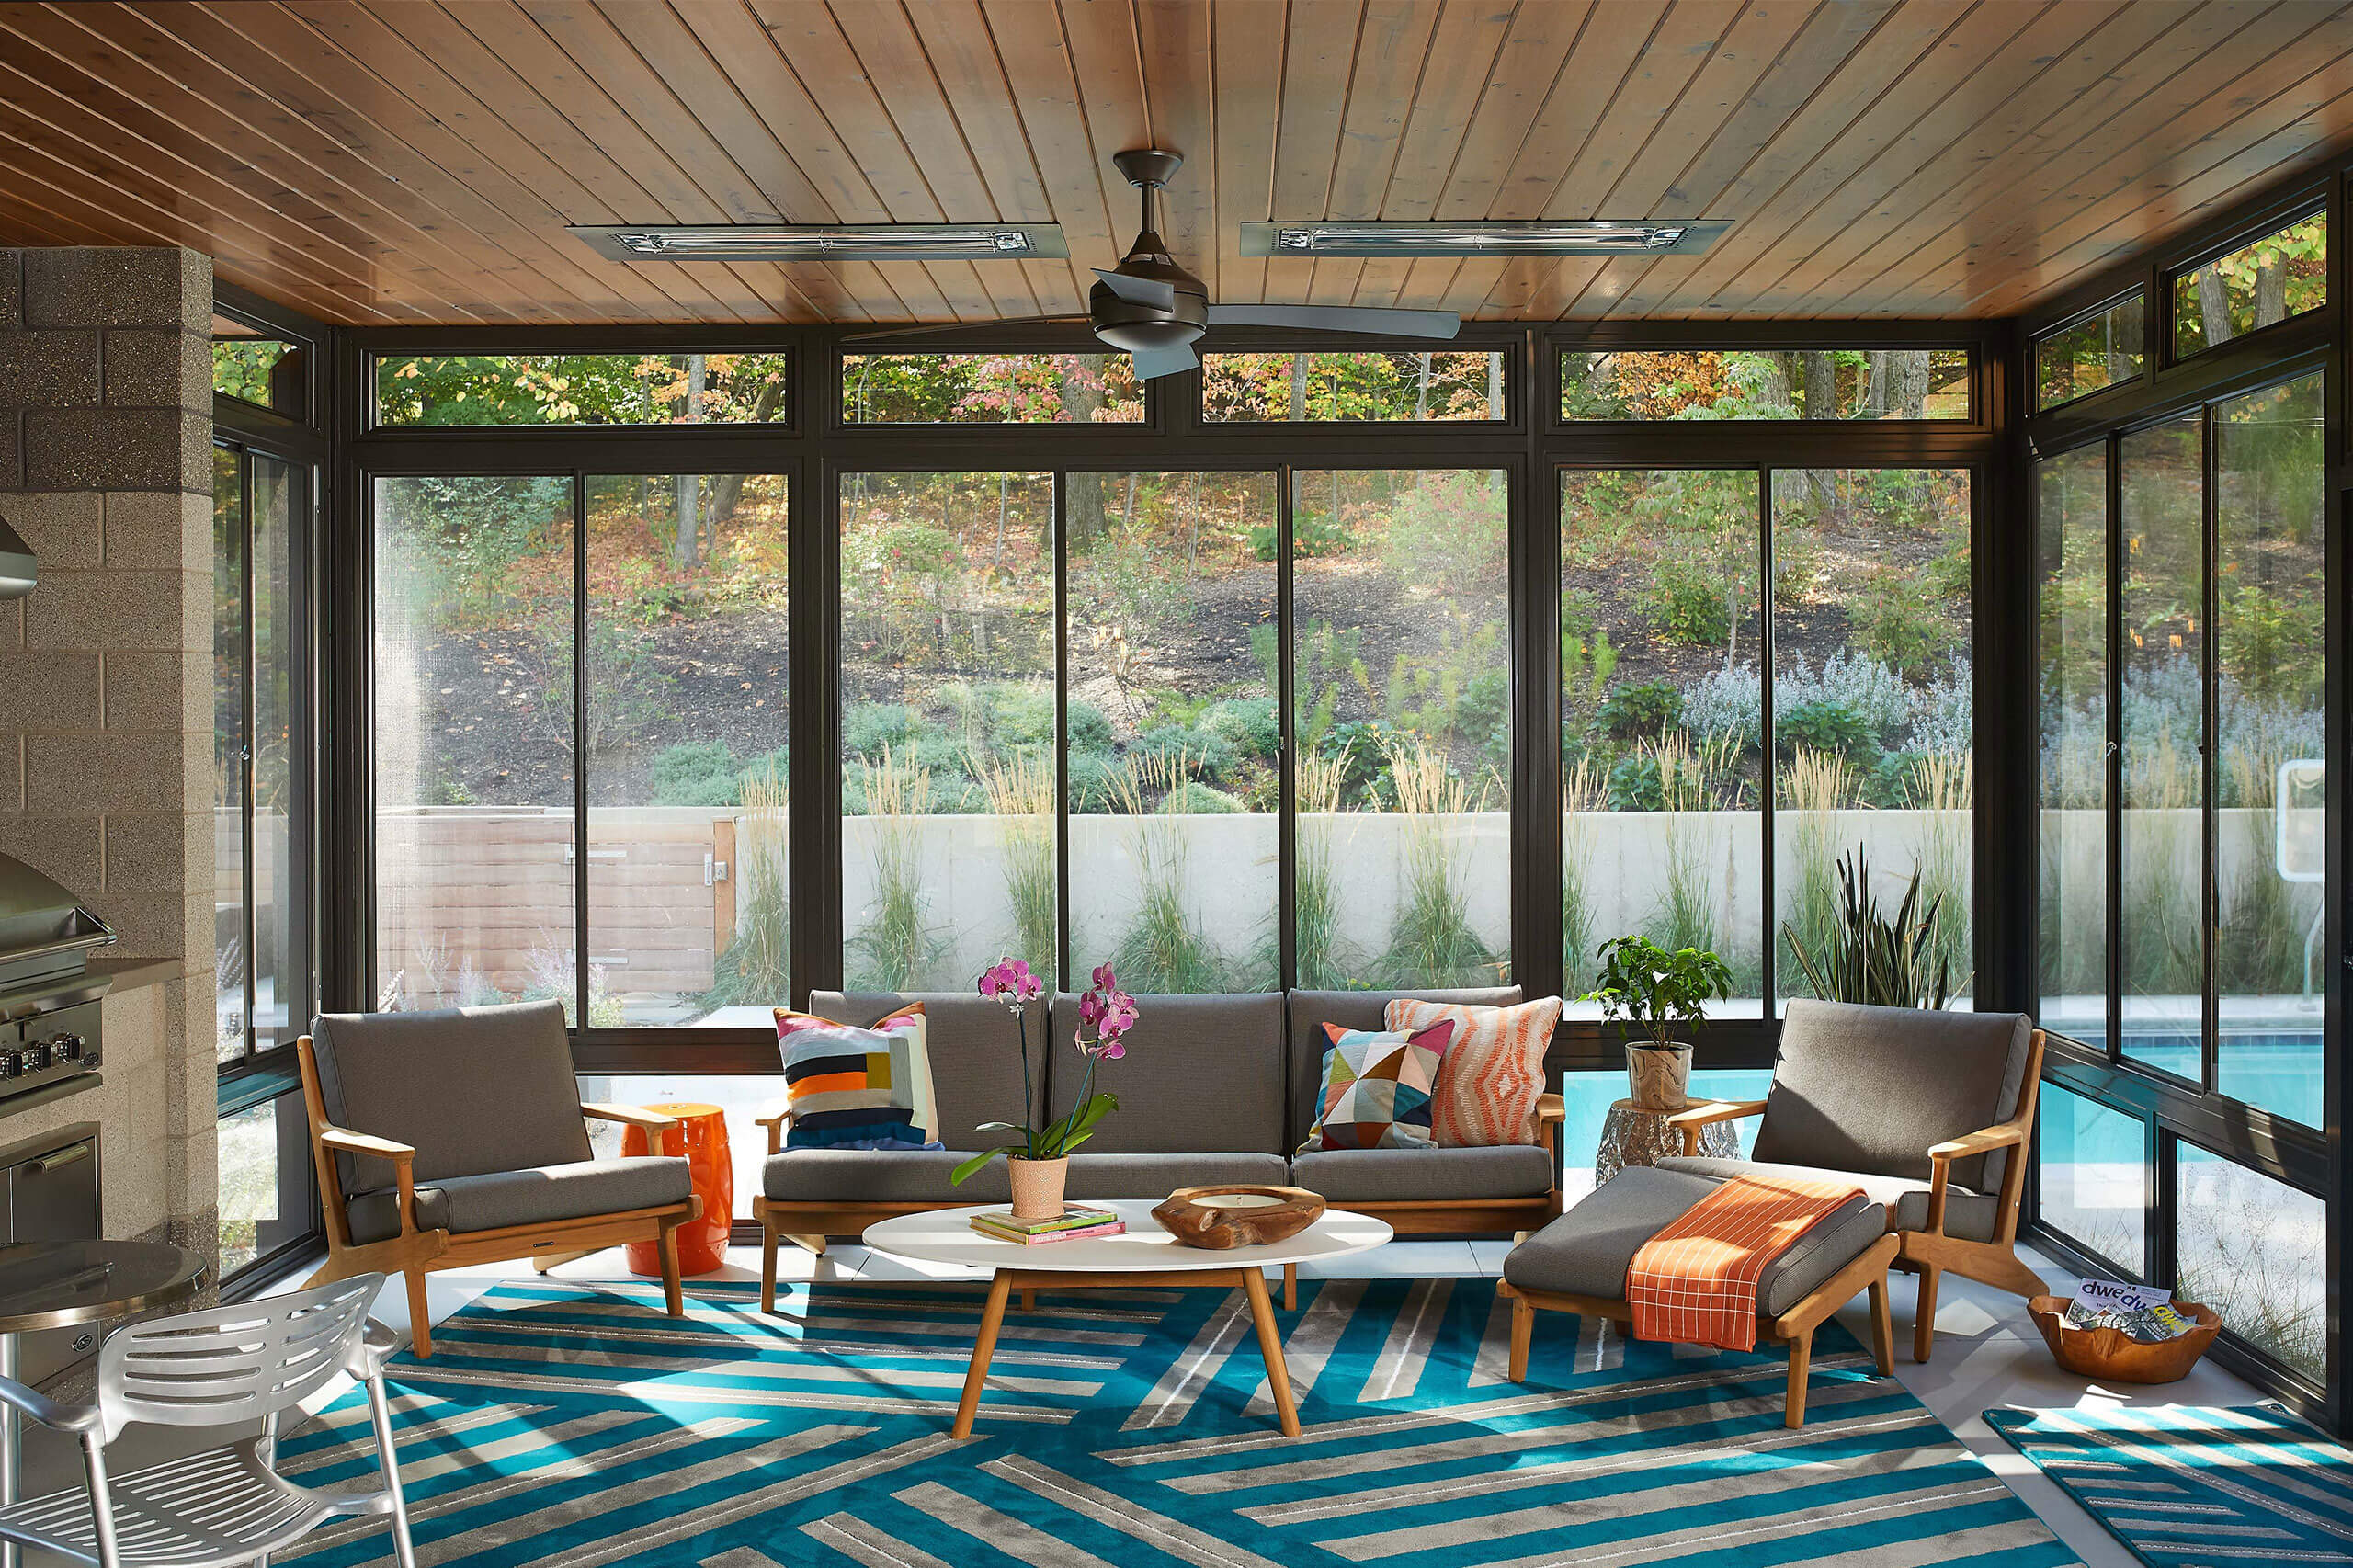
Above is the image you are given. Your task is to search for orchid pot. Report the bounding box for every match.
[1006,1155,1070,1221]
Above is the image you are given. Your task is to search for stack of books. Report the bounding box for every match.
[969,1206,1125,1244]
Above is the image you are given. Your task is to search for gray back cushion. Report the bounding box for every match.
[311,1001,590,1191]
[806,992,1042,1150]
[1752,1000,2033,1190]
[1285,988,1522,1149]
[1048,993,1285,1154]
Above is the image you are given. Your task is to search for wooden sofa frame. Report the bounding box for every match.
[1499,1232,1900,1427]
[750,1092,1568,1312]
[295,1034,703,1358]
[1665,1028,2049,1363]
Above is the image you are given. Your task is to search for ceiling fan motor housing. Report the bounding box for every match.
[1090,230,1208,353]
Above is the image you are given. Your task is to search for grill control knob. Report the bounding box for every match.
[51,1035,81,1062]
[0,1054,17,1080]
[18,1043,49,1074]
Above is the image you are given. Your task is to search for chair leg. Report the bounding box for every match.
[364,1371,419,1568]
[404,1267,433,1360]
[759,1222,780,1313]
[1506,1294,1533,1383]
[1784,1328,1813,1428]
[1912,1264,1942,1364]
[1283,1263,1297,1312]
[1868,1275,1895,1375]
[657,1220,687,1317]
[1019,1288,1036,1312]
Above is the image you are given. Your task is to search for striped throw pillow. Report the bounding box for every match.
[1386,996,1563,1147]
[773,1004,941,1151]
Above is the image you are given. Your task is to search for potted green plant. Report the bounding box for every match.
[1581,934,1733,1111]
[1782,847,1966,1009]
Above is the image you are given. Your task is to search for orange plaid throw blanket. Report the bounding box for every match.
[1626,1172,1863,1351]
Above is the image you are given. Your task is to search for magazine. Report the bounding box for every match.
[2063,1277,2200,1342]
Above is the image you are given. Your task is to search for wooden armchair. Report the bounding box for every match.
[1663,1001,2048,1362]
[296,1000,702,1358]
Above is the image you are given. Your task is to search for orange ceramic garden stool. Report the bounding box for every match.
[623,1102,732,1276]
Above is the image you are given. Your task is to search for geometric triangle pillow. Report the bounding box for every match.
[773,1003,941,1151]
[1297,1019,1457,1153]
[1387,995,1562,1148]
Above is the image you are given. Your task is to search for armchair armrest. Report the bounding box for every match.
[1666,1097,1768,1157]
[1535,1093,1565,1123]
[0,1373,100,1436]
[583,1103,678,1133]
[316,1124,421,1236]
[1928,1122,2025,1163]
[355,1317,404,1378]
[756,1099,793,1156]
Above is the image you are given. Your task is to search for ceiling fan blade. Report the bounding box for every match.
[843,314,1092,346]
[1092,268,1179,310]
[1130,343,1199,381]
[1206,303,1461,339]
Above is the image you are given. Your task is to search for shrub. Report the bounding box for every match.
[1638,556,1731,645]
[650,740,744,806]
[1854,577,1952,676]
[1596,680,1683,738]
[1159,781,1242,814]
[1064,748,1124,812]
[1680,665,1760,748]
[1775,649,1913,735]
[1863,749,1923,809]
[1777,698,1877,758]
[906,732,974,779]
[1200,696,1279,761]
[979,683,1057,747]
[1381,469,1507,584]
[1131,724,1235,781]
[1242,507,1350,562]
[1319,718,1408,806]
[844,702,922,758]
[1608,753,1664,811]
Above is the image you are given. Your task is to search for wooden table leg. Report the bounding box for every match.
[953,1272,1015,1440]
[1239,1267,1301,1438]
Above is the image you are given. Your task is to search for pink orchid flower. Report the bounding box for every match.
[977,957,1042,1008]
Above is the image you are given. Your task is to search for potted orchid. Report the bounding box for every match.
[954,960,1140,1219]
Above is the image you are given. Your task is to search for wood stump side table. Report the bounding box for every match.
[1594,1097,1741,1186]
[624,1102,732,1276]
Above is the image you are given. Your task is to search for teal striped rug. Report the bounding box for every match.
[278,1277,2066,1566]
[1988,1402,2353,1566]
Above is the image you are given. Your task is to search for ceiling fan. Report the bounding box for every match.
[845,149,1461,380]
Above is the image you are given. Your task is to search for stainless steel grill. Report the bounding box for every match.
[0,854,114,1108]
[0,855,114,996]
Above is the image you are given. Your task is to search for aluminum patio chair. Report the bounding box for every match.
[0,1273,417,1568]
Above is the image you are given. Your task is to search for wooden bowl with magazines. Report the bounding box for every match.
[2029,1295,2222,1383]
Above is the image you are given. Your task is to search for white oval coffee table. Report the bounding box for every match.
[863,1199,1392,1439]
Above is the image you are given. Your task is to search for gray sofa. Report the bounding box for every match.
[751,986,1564,1308]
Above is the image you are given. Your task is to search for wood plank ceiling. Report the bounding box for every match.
[0,0,2349,327]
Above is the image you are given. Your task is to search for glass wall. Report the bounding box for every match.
[2171,210,2327,358]
[1560,469,1762,1009]
[2037,445,2109,1045]
[842,353,1142,424]
[212,447,246,1063]
[585,472,790,1025]
[1771,469,1973,1009]
[1563,348,1970,420]
[1297,470,1511,988]
[2211,374,2325,1124]
[375,352,790,426]
[2035,295,2143,410]
[838,471,1053,990]
[2118,414,2205,1077]
[372,475,577,1014]
[1068,472,1278,991]
[2176,1143,2325,1381]
[1203,351,1506,422]
[2035,1085,2144,1275]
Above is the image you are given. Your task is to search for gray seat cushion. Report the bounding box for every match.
[1504,1165,1886,1320]
[1285,989,1522,1149]
[1047,993,1286,1154]
[803,992,1044,1146]
[764,1149,1012,1205]
[1755,1001,2031,1192]
[347,1156,690,1244]
[1291,1145,1555,1202]
[1065,1153,1288,1199]
[312,1002,593,1193]
[1659,1155,1998,1244]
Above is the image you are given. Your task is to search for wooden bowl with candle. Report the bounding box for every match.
[1152,1185,1326,1249]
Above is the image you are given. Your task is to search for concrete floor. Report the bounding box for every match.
[16,1237,2264,1567]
